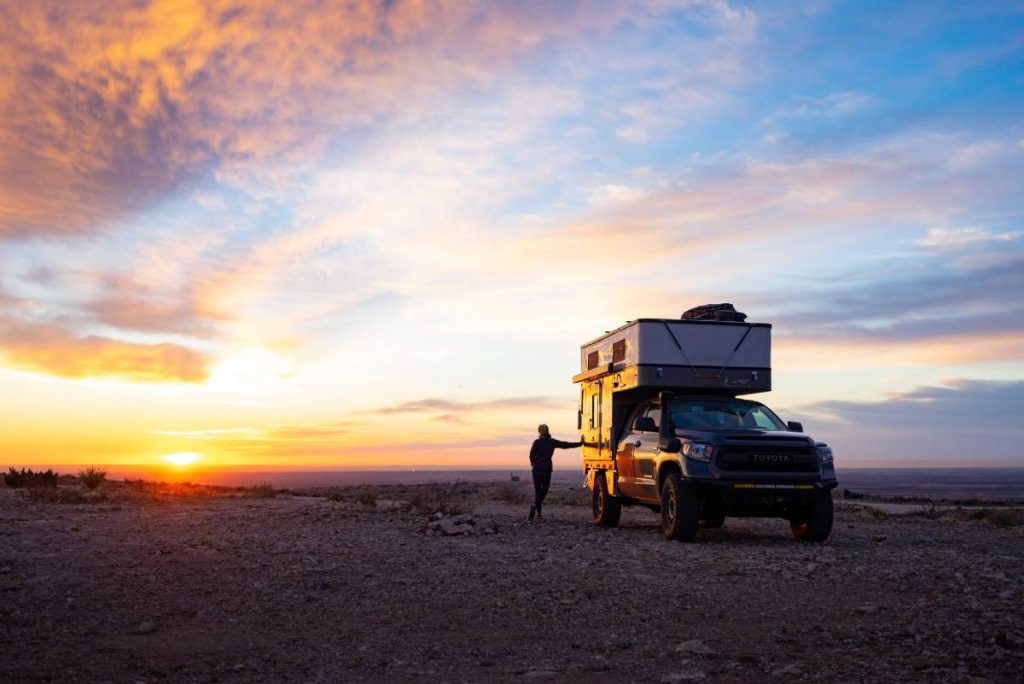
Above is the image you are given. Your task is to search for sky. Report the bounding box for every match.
[1,0,1023,473]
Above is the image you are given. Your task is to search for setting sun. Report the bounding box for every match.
[162,452,202,467]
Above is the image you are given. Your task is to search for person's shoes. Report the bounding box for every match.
[528,504,536,521]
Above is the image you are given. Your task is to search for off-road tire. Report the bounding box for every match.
[790,490,833,542]
[660,473,700,542]
[591,473,621,527]
[700,509,725,529]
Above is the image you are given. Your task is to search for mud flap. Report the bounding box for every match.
[584,469,619,496]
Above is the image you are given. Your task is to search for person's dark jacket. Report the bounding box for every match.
[529,436,582,471]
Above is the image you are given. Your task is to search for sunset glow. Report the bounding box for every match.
[162,452,202,468]
[1,1,1022,472]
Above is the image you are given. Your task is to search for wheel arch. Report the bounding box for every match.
[657,459,682,493]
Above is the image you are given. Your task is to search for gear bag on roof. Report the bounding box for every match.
[681,303,747,322]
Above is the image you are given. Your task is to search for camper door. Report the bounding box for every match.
[582,380,602,457]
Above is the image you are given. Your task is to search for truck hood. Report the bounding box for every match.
[676,427,818,445]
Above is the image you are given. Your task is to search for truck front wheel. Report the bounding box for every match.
[660,473,700,542]
[592,473,621,527]
[790,491,833,542]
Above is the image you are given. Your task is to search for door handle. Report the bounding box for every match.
[633,440,641,447]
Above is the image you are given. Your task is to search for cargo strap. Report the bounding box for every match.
[661,321,754,379]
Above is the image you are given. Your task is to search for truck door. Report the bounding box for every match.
[631,403,661,502]
[616,405,642,498]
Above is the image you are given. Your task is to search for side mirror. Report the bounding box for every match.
[787,421,804,433]
[658,435,682,453]
[658,391,680,452]
[633,416,657,432]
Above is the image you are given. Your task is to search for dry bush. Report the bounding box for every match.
[549,486,590,507]
[409,481,468,515]
[245,482,278,499]
[26,486,94,504]
[354,490,378,507]
[5,468,59,489]
[973,508,1023,527]
[78,467,107,490]
[495,482,527,504]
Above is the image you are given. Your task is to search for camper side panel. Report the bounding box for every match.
[636,321,770,368]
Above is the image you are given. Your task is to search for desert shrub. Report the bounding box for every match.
[865,507,889,519]
[354,490,378,507]
[78,467,107,490]
[978,509,1023,527]
[27,485,91,504]
[326,492,346,502]
[246,482,277,498]
[496,482,526,504]
[4,468,59,489]
[409,481,468,514]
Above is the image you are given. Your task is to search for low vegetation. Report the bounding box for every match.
[407,481,469,515]
[4,467,60,489]
[77,467,107,490]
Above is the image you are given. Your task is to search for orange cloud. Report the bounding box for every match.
[0,317,209,382]
[0,0,629,239]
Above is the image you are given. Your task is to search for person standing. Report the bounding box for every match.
[528,424,582,521]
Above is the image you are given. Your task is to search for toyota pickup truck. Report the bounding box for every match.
[573,309,838,542]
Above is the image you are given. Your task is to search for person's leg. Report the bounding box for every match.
[536,470,552,517]
[530,470,542,520]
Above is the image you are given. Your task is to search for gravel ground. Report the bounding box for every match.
[1,483,1022,683]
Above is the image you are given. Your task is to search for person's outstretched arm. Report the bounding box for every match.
[554,439,583,449]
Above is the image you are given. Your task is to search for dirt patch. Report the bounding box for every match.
[0,483,1021,682]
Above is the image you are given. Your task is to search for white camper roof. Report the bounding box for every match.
[573,318,772,395]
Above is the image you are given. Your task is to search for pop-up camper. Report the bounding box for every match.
[573,305,837,542]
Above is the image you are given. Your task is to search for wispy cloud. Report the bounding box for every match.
[0,0,658,240]
[367,396,571,415]
[915,227,1021,251]
[795,380,1024,464]
[0,316,209,382]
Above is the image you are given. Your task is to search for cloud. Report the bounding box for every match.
[915,227,1021,251]
[367,396,571,415]
[805,379,1024,430]
[794,380,1024,464]
[0,316,209,382]
[768,252,1024,346]
[0,0,649,240]
[769,91,876,120]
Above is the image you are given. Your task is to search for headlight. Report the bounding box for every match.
[682,442,714,462]
[817,445,834,465]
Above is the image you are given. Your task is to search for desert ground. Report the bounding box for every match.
[1,478,1022,683]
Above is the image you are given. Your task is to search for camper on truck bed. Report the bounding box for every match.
[573,304,838,543]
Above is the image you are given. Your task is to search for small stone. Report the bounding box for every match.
[855,605,879,615]
[133,621,157,635]
[676,640,714,656]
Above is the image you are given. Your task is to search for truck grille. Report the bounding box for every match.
[716,444,819,473]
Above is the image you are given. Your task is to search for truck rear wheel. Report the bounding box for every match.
[592,473,621,527]
[790,491,833,542]
[660,473,699,542]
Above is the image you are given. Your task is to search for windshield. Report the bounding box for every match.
[670,397,786,431]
